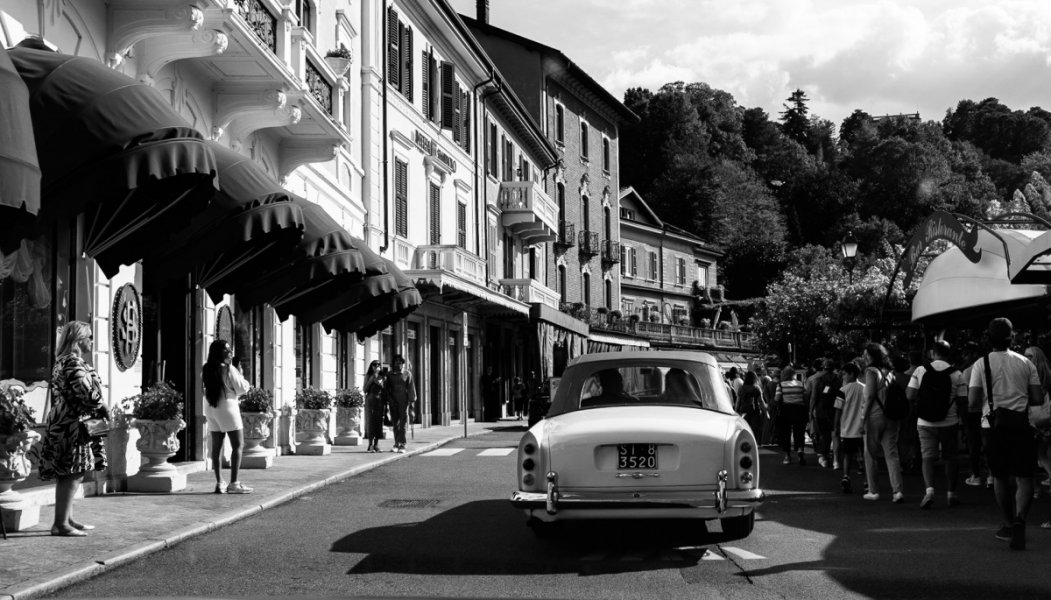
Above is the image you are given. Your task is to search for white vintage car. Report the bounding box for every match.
[510,351,764,540]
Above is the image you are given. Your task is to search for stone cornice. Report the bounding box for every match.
[107,0,204,68]
[137,27,228,83]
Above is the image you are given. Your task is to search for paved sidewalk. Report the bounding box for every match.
[0,420,498,600]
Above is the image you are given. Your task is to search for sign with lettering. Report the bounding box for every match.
[414,129,458,173]
[901,211,982,289]
[216,305,234,345]
[111,283,142,372]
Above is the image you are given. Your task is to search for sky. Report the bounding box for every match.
[448,0,1051,132]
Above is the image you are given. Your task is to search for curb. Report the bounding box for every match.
[2,428,490,600]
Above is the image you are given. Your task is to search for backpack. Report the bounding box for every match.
[878,371,909,420]
[915,362,955,422]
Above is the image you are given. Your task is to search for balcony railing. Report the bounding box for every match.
[555,221,575,249]
[411,245,486,286]
[601,239,620,264]
[305,58,333,115]
[499,278,560,309]
[578,230,600,256]
[498,181,558,243]
[634,322,756,350]
[234,0,278,53]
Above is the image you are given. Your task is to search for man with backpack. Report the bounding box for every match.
[907,340,967,509]
[810,359,841,469]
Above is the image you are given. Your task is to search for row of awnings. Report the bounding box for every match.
[0,44,419,338]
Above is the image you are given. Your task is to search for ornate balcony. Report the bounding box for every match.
[602,239,621,265]
[498,181,558,244]
[578,230,600,256]
[499,278,560,309]
[234,0,277,53]
[411,245,486,286]
[633,322,757,351]
[554,221,575,250]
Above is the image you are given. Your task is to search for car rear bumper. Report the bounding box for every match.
[509,487,764,519]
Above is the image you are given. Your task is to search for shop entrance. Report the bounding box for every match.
[142,274,195,462]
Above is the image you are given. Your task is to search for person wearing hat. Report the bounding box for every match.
[968,318,1044,550]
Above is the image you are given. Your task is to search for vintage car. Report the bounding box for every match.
[510,351,764,540]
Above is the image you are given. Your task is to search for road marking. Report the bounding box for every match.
[422,448,464,456]
[477,448,515,456]
[701,549,724,561]
[721,546,766,560]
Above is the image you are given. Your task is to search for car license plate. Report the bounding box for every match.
[618,443,658,470]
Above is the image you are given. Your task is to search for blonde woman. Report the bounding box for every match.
[39,321,108,537]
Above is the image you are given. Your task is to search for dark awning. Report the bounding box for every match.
[237,200,389,315]
[151,142,306,303]
[9,46,216,277]
[321,268,423,340]
[0,49,40,254]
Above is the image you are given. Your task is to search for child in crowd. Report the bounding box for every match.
[835,362,867,493]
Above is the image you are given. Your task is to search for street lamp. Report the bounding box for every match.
[840,230,858,284]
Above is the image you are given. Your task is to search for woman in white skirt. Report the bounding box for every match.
[201,339,252,494]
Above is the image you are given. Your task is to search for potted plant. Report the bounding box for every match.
[333,387,364,446]
[294,387,333,455]
[128,382,187,492]
[0,383,40,529]
[610,309,623,320]
[324,44,352,77]
[239,387,276,468]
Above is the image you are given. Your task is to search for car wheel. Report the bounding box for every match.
[527,517,560,540]
[719,512,755,540]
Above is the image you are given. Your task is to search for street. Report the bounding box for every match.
[48,426,1051,600]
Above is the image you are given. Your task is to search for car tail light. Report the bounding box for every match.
[735,431,758,488]
[519,433,540,491]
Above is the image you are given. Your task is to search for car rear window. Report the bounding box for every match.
[574,362,734,414]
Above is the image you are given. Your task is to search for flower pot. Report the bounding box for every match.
[334,406,363,446]
[295,408,332,455]
[241,411,276,468]
[0,430,41,531]
[128,418,187,492]
[324,56,351,77]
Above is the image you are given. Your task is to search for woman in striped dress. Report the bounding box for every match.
[775,366,808,465]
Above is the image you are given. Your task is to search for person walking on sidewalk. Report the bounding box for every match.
[201,340,252,494]
[382,354,417,453]
[968,318,1043,550]
[810,359,841,469]
[39,321,108,536]
[363,361,385,453]
[907,340,967,509]
[835,362,866,494]
[511,376,527,420]
[775,366,808,465]
[861,343,905,503]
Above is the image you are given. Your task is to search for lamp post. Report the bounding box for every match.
[840,230,858,284]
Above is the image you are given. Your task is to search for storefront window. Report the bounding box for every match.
[234,305,264,387]
[295,319,314,389]
[0,234,57,387]
[380,327,394,369]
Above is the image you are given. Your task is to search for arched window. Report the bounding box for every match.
[581,195,590,232]
[604,278,612,308]
[582,272,591,307]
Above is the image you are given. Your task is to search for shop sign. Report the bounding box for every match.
[407,328,416,340]
[901,211,982,288]
[216,305,234,345]
[111,283,142,372]
[414,130,457,173]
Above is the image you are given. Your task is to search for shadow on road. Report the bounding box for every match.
[331,499,738,576]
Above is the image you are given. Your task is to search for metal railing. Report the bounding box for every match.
[601,239,621,264]
[234,0,278,53]
[578,230,600,256]
[411,245,486,286]
[305,58,333,115]
[499,278,560,309]
[555,221,575,248]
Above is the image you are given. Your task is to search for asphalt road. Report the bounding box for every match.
[48,426,1051,600]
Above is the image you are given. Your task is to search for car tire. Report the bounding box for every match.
[719,512,755,540]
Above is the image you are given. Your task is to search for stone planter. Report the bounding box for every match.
[128,418,186,492]
[241,411,276,468]
[334,406,362,446]
[324,56,352,77]
[295,408,331,455]
[0,430,41,531]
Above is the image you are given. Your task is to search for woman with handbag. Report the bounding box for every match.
[201,340,252,494]
[363,361,385,453]
[39,321,108,537]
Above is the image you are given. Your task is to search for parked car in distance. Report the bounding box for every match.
[510,351,764,540]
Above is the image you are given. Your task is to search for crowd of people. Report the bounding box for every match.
[726,317,1051,551]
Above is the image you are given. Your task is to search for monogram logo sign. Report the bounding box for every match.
[112,283,142,372]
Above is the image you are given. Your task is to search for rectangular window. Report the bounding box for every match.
[630,247,637,277]
[697,265,708,289]
[457,201,467,248]
[460,89,471,153]
[580,121,589,159]
[676,257,686,285]
[503,137,515,181]
[394,158,408,236]
[295,319,314,390]
[519,156,530,181]
[429,183,441,245]
[487,218,498,279]
[387,7,400,90]
[440,61,456,129]
[619,244,627,275]
[649,251,658,280]
[400,23,413,101]
[422,49,431,119]
[602,137,610,172]
[555,104,564,144]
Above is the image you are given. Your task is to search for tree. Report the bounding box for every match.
[779,89,811,147]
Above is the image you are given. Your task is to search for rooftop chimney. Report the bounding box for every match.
[477,0,489,23]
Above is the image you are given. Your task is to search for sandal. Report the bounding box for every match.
[69,519,95,531]
[51,526,88,537]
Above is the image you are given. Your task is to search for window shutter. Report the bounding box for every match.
[620,245,626,275]
[429,183,441,244]
[421,49,430,118]
[429,52,439,123]
[485,122,493,175]
[395,159,408,237]
[630,248,637,276]
[460,89,470,152]
[457,202,467,248]
[440,61,455,129]
[452,85,461,142]
[387,8,400,89]
[401,25,413,101]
